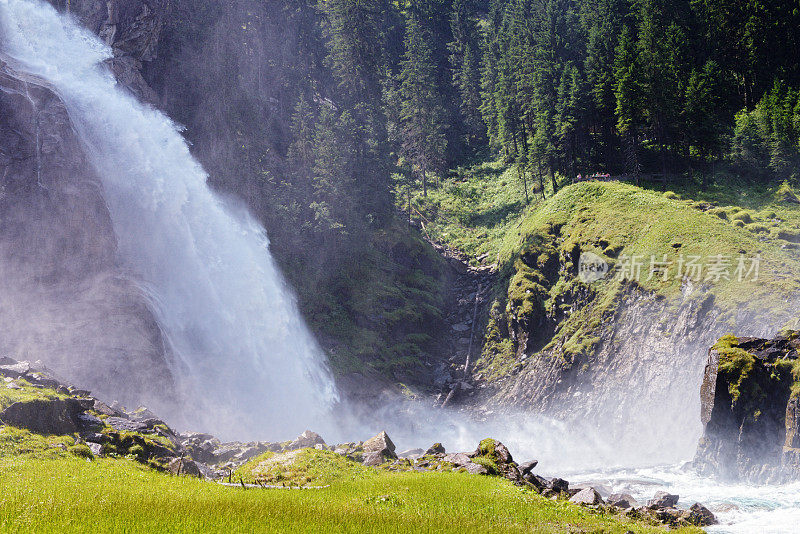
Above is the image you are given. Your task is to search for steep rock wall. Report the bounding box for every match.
[47,0,163,101]
[0,53,174,409]
[693,334,800,483]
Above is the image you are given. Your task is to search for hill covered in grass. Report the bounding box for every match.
[404,164,800,457]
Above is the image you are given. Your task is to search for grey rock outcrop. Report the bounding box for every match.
[569,488,603,505]
[287,430,325,451]
[694,333,800,483]
[363,431,397,461]
[0,398,81,435]
[46,0,164,102]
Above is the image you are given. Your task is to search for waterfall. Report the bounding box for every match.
[0,0,338,438]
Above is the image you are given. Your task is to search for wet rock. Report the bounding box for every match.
[695,334,800,482]
[607,493,638,509]
[647,491,679,509]
[287,430,325,451]
[569,487,603,505]
[687,503,717,526]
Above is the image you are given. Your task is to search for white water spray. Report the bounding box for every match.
[0,0,337,438]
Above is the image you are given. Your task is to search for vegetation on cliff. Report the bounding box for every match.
[408,163,800,385]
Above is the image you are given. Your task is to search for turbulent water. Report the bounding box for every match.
[0,0,337,437]
[375,407,800,533]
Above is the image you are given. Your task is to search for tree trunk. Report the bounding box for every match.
[518,166,529,204]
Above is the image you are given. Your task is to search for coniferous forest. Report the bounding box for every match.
[147,0,800,373]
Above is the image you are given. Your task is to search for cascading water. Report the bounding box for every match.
[0,0,337,438]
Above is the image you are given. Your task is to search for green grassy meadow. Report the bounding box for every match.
[0,454,700,533]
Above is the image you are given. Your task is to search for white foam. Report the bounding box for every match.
[0,0,337,438]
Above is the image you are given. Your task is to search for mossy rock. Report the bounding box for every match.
[745,223,769,234]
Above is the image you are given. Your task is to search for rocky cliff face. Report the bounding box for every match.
[693,333,800,483]
[47,0,163,101]
[0,6,175,413]
[479,237,786,462]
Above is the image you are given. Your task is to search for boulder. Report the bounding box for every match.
[363,431,397,460]
[549,477,570,493]
[442,452,472,467]
[76,412,104,433]
[87,442,104,457]
[362,452,387,467]
[569,487,603,505]
[425,443,445,455]
[167,457,202,478]
[647,491,679,509]
[653,508,689,527]
[464,462,489,475]
[288,430,325,450]
[523,473,548,491]
[607,493,638,509]
[687,502,717,526]
[518,459,538,475]
[0,399,80,435]
[472,438,520,482]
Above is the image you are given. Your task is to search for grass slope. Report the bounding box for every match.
[406,162,800,382]
[0,455,699,533]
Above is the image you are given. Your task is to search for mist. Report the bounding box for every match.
[0,0,337,439]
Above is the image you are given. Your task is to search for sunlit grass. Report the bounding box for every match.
[0,455,700,533]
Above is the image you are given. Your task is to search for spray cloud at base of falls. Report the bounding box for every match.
[0,0,338,439]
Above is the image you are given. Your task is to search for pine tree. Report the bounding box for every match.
[614,25,644,181]
[399,14,448,197]
[449,0,486,147]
